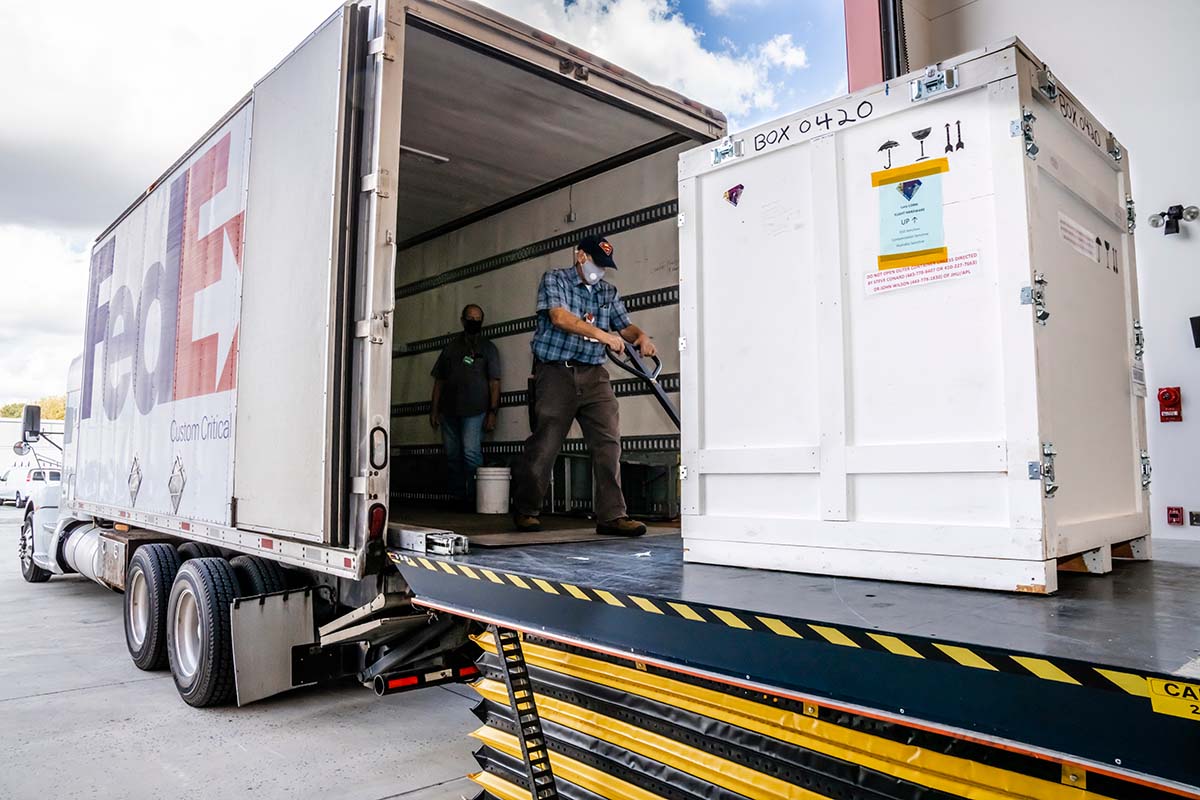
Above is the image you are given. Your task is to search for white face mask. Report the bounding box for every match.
[581,258,604,286]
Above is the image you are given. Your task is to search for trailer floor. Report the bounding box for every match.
[393,507,678,547]
[0,507,477,800]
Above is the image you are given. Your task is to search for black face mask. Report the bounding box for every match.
[462,319,483,335]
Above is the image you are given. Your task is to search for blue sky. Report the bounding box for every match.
[674,0,848,127]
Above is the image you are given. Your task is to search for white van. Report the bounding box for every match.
[0,467,61,507]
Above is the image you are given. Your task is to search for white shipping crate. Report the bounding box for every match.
[676,39,1150,593]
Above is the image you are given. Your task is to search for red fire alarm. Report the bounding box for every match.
[1168,506,1185,526]
[1158,387,1182,422]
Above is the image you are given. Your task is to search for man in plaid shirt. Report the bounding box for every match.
[511,235,656,536]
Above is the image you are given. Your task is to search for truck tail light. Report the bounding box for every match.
[368,503,387,541]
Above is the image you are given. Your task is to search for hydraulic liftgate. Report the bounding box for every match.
[390,550,1200,800]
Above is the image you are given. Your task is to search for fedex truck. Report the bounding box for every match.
[19,0,722,708]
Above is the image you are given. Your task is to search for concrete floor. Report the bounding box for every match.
[0,506,481,800]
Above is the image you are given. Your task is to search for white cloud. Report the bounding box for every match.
[0,226,90,401]
[707,0,770,17]
[483,0,808,124]
[0,0,814,400]
[0,0,338,231]
[760,34,810,71]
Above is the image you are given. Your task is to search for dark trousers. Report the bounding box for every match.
[512,363,626,522]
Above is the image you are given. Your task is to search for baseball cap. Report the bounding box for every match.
[578,235,616,269]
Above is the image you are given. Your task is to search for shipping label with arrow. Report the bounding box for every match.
[872,147,950,270]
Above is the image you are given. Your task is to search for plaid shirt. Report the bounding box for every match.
[531,267,633,364]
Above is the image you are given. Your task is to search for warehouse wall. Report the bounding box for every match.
[902,0,1200,540]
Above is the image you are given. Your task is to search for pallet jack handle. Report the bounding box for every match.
[607,345,680,430]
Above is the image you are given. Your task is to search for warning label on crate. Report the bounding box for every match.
[1058,211,1099,262]
[873,158,949,270]
[865,251,978,296]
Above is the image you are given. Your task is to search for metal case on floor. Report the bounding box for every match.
[676,39,1149,592]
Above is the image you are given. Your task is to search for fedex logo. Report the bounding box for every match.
[82,128,245,421]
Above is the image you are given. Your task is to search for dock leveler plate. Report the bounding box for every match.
[389,541,1200,798]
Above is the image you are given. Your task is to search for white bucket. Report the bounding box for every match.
[475,467,512,514]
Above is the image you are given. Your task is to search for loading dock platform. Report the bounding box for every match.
[390,534,1200,798]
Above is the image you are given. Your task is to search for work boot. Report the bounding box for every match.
[596,517,646,537]
[512,513,542,532]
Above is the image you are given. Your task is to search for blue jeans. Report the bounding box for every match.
[441,413,485,501]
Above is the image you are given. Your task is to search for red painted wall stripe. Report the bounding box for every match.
[845,0,884,92]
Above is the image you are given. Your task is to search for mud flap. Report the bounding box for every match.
[230,587,316,706]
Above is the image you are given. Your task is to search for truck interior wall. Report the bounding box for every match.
[389,143,688,511]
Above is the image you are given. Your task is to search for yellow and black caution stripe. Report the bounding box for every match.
[468,632,1188,800]
[389,551,1160,703]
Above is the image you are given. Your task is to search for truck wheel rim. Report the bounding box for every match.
[129,569,150,648]
[172,585,201,681]
[19,525,32,570]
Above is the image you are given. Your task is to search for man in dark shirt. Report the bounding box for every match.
[511,235,655,536]
[430,304,501,504]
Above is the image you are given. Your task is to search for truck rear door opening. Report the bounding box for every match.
[386,3,722,528]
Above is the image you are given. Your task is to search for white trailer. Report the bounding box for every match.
[19,0,722,707]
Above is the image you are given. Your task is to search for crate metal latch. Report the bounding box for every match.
[1021,272,1050,325]
[1140,451,1152,490]
[1035,67,1058,101]
[1029,443,1059,498]
[910,64,957,101]
[711,136,745,166]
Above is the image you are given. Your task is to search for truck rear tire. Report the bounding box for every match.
[177,541,223,561]
[167,557,239,707]
[19,516,51,583]
[229,555,288,596]
[125,544,182,670]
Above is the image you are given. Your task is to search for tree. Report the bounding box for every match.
[0,397,65,420]
[37,396,67,420]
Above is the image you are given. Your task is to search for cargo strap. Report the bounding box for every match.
[491,625,560,800]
